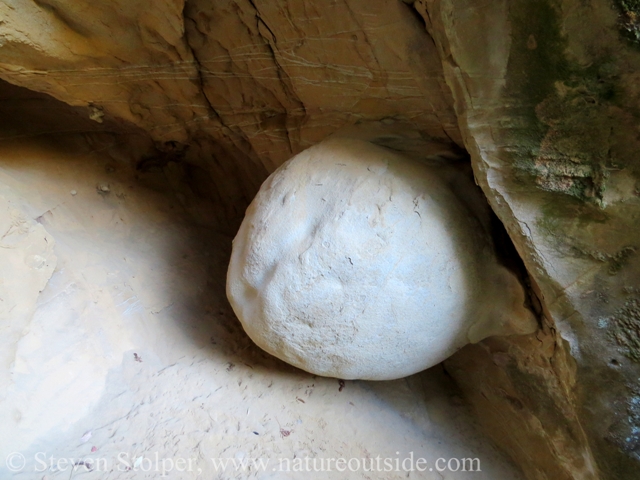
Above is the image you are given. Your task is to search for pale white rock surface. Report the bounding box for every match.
[228,137,537,380]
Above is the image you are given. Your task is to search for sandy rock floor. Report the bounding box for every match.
[0,137,523,479]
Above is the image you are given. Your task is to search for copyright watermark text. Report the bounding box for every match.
[4,451,481,475]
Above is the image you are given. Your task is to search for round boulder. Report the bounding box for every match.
[227,137,536,380]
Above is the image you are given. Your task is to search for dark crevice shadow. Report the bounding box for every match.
[0,79,145,142]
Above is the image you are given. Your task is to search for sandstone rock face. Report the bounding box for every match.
[2,0,640,478]
[227,137,536,380]
[415,0,640,479]
[0,0,461,227]
[416,0,640,478]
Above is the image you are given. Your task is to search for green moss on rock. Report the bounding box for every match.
[504,1,628,207]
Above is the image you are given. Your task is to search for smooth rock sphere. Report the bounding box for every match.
[227,137,537,380]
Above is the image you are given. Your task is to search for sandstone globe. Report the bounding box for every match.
[227,137,536,380]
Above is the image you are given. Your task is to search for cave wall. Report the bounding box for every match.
[1,0,640,478]
[417,0,640,478]
[0,0,461,226]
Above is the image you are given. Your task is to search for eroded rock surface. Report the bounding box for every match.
[1,0,640,478]
[0,0,461,227]
[417,0,640,478]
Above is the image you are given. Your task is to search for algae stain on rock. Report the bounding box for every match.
[532,74,615,206]
[571,245,637,275]
[504,0,634,208]
[504,0,569,139]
